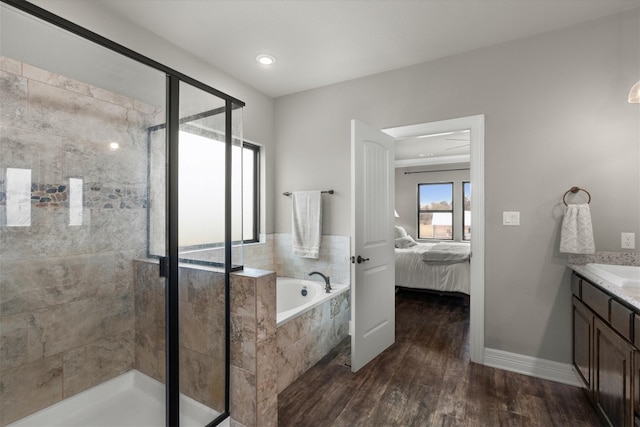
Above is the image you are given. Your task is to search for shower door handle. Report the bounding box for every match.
[159,256,170,278]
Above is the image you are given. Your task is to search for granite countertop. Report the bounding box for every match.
[569,263,640,311]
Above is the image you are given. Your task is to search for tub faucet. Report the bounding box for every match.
[308,271,331,293]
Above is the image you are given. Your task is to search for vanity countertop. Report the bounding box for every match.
[569,264,640,312]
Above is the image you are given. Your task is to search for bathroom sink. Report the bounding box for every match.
[584,263,640,288]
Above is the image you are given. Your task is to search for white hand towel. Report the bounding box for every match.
[292,191,322,259]
[560,203,595,254]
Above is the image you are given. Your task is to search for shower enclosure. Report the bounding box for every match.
[0,2,243,426]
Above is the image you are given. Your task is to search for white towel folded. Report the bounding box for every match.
[560,203,595,254]
[292,191,322,258]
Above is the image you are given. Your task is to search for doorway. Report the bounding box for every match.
[383,115,485,364]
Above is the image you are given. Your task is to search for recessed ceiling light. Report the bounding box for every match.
[256,54,276,66]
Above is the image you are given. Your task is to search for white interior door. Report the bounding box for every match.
[350,119,395,372]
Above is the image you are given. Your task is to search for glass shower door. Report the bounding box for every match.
[2,2,243,426]
[165,80,240,426]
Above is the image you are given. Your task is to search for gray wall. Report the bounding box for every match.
[395,163,470,241]
[275,9,640,363]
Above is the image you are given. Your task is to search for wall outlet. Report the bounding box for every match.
[621,232,636,249]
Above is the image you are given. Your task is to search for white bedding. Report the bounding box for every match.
[395,242,470,295]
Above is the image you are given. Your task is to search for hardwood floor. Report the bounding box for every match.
[278,289,602,426]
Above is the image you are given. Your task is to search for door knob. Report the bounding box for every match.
[356,255,370,264]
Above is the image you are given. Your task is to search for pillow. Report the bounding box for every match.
[395,235,417,248]
[394,226,408,239]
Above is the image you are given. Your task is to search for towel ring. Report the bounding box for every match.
[563,186,591,206]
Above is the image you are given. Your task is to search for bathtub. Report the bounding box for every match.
[276,277,349,326]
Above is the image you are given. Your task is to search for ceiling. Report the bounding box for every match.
[85,0,640,98]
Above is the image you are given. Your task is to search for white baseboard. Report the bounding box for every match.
[484,348,582,387]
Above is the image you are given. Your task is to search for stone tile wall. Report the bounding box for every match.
[177,234,275,271]
[0,56,161,426]
[228,268,349,426]
[182,233,351,287]
[133,260,227,412]
[243,235,276,270]
[230,269,277,427]
[273,233,351,285]
[276,289,350,393]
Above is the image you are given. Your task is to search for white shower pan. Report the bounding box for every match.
[7,370,221,427]
[584,263,640,288]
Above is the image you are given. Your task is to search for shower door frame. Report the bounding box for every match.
[1,1,243,426]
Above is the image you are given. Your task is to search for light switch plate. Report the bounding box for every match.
[503,211,520,226]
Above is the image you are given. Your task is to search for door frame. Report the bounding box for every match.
[383,114,485,364]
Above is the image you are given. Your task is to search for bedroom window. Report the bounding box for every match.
[463,181,471,241]
[417,182,453,240]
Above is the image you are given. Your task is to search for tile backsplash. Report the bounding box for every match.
[272,233,351,286]
[568,251,640,266]
[182,233,352,286]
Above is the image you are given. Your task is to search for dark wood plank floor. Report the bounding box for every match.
[278,289,602,426]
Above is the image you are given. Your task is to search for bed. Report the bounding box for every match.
[394,226,470,295]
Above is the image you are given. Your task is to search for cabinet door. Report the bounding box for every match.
[573,296,593,390]
[635,351,640,419]
[594,317,635,427]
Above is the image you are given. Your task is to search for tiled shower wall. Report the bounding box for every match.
[0,56,162,426]
[229,269,278,427]
[134,260,227,412]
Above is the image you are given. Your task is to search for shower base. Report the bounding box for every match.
[8,370,223,427]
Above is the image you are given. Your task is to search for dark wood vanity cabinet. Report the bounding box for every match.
[571,273,637,427]
[572,296,593,389]
[593,316,635,427]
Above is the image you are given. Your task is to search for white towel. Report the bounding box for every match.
[560,203,595,254]
[292,191,322,258]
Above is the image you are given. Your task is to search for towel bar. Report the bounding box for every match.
[283,190,334,196]
[563,186,591,206]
